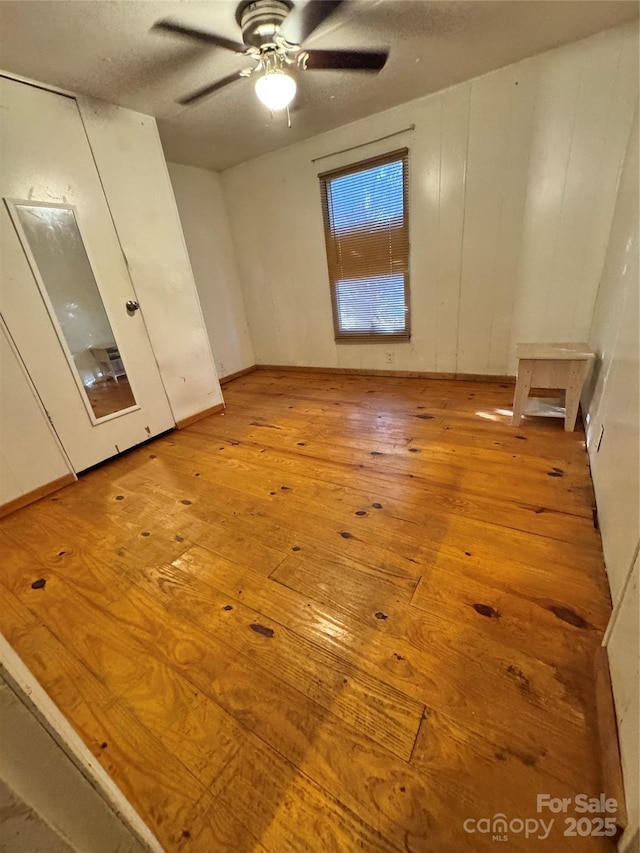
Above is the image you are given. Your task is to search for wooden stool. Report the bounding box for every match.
[512,343,595,432]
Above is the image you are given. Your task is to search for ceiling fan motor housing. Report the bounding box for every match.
[156,1,388,107]
[238,0,294,48]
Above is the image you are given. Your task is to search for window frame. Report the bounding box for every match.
[319,148,411,344]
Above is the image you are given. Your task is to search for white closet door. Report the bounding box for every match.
[0,77,174,471]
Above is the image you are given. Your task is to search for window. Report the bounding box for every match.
[319,149,410,343]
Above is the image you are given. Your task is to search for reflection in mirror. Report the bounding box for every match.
[13,204,136,419]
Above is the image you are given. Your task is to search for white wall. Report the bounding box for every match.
[78,99,223,422]
[582,107,639,849]
[167,162,254,379]
[585,108,639,606]
[0,777,74,853]
[609,555,639,853]
[1,80,224,510]
[221,23,638,375]
[1,77,176,474]
[0,318,74,507]
[0,674,145,853]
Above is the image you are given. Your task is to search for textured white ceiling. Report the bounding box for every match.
[0,0,637,170]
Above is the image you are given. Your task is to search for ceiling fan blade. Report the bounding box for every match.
[305,48,388,72]
[153,19,245,54]
[279,0,343,46]
[177,71,245,106]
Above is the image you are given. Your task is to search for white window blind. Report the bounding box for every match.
[319,149,410,342]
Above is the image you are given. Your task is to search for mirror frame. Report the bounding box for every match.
[4,198,140,425]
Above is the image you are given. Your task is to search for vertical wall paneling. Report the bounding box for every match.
[577,32,640,343]
[167,163,255,379]
[551,33,623,338]
[585,108,639,604]
[607,555,640,742]
[582,97,639,846]
[435,85,468,373]
[457,71,504,373]
[221,23,638,375]
[607,555,640,852]
[402,93,441,372]
[486,63,537,375]
[507,42,583,351]
[458,61,536,374]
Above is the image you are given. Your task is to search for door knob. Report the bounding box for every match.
[126,300,140,313]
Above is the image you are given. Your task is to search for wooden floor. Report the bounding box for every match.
[0,371,614,852]
[86,375,136,418]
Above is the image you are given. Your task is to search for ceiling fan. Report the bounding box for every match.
[152,0,389,112]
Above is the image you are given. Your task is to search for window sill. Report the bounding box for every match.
[335,334,411,345]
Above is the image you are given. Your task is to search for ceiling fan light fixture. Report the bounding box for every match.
[255,70,297,110]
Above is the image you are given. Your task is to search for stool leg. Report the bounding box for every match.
[564,362,586,431]
[512,362,533,426]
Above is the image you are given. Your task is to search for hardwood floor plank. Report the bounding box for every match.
[201,736,403,853]
[171,542,598,683]
[171,420,599,541]
[4,579,406,850]
[6,582,238,789]
[209,392,593,484]
[174,792,272,853]
[170,546,601,792]
[0,524,135,604]
[108,575,424,762]
[2,572,460,851]
[410,567,603,670]
[0,492,199,581]
[111,462,423,584]
[108,451,604,609]
[223,377,590,457]
[0,585,207,851]
[153,430,602,557]
[411,708,612,852]
[187,420,593,519]
[0,371,615,851]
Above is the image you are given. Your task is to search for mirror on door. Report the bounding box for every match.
[8,202,137,421]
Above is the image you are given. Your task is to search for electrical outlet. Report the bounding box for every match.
[385,352,394,365]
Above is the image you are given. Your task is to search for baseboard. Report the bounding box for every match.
[219,365,258,385]
[255,364,515,383]
[0,473,76,520]
[454,372,515,384]
[594,645,627,838]
[175,402,225,430]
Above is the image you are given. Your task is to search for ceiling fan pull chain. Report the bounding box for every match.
[287,105,292,129]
